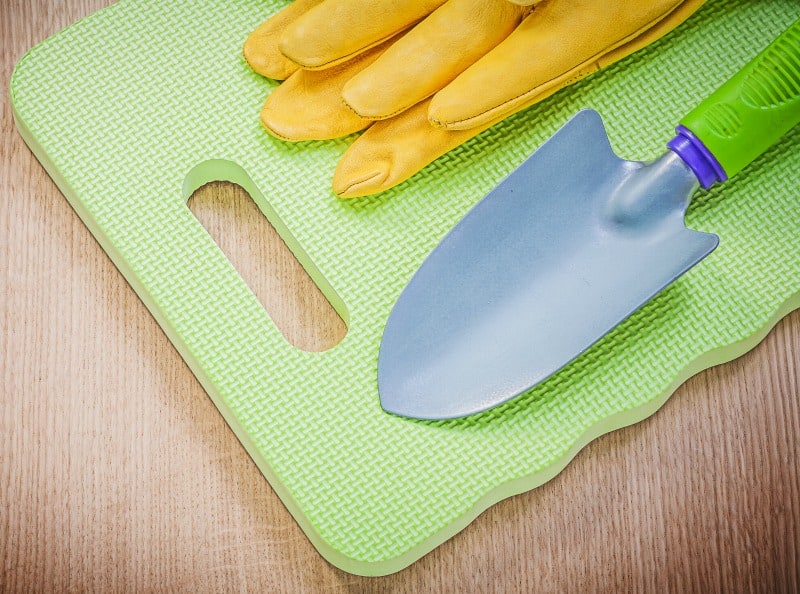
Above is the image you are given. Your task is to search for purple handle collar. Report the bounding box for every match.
[668,125,728,189]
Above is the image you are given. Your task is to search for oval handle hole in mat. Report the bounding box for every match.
[188,181,347,352]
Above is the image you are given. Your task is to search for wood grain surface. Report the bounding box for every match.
[2,2,798,592]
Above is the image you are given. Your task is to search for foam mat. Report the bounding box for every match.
[11,0,800,575]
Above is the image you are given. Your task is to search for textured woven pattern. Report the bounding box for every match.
[11,0,800,575]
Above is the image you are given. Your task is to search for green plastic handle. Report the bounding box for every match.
[678,18,800,184]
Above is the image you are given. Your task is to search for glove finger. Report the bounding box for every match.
[280,0,447,70]
[332,100,501,198]
[596,0,706,68]
[429,0,703,130]
[341,0,527,120]
[260,38,395,141]
[243,0,324,80]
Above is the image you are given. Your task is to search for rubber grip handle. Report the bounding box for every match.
[679,18,800,184]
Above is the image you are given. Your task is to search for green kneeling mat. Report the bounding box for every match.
[11,0,800,576]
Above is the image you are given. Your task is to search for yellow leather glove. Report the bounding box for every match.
[244,0,705,198]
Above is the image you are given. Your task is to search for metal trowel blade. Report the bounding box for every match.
[378,110,718,420]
